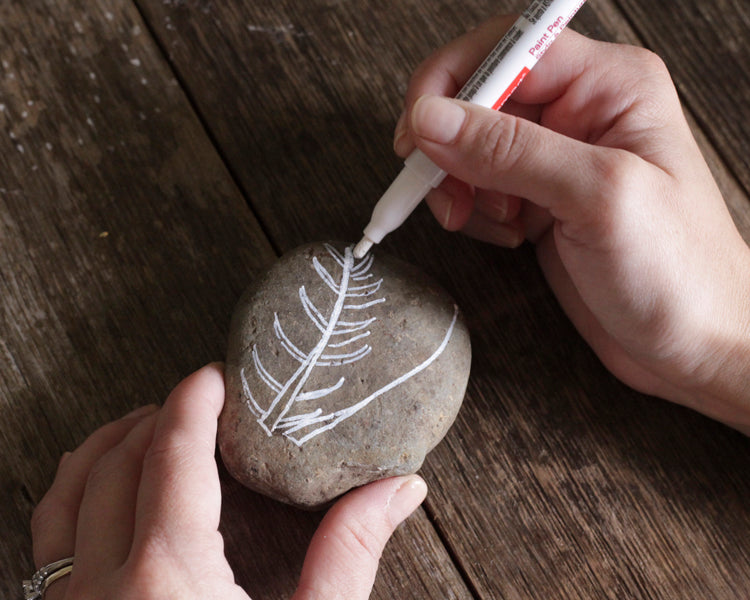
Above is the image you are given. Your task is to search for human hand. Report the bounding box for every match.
[30,363,427,599]
[394,17,750,432]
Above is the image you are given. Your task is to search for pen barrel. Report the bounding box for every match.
[405,149,447,188]
[360,0,587,248]
[363,149,446,244]
[458,0,587,111]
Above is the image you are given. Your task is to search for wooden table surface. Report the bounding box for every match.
[2,1,749,598]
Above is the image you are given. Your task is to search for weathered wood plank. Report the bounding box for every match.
[0,1,275,596]
[0,1,473,599]
[136,0,494,251]
[135,0,750,597]
[427,2,750,596]
[219,471,473,600]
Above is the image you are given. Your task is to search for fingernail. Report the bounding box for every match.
[426,188,454,229]
[478,195,509,222]
[123,404,159,419]
[387,475,427,527]
[411,96,466,145]
[464,219,525,248]
[393,111,409,156]
[495,224,524,248]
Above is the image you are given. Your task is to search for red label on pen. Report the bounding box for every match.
[492,67,530,110]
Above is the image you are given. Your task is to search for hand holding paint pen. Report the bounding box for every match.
[353,0,587,259]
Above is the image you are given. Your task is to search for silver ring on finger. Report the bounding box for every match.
[23,556,74,600]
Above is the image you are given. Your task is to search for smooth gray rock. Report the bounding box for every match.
[218,241,471,509]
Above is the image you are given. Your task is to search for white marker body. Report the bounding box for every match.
[355,0,587,257]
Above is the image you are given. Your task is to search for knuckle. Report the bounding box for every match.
[593,149,639,201]
[617,44,666,75]
[30,497,55,539]
[409,55,433,87]
[480,115,526,177]
[31,488,79,548]
[85,436,143,487]
[574,148,642,240]
[623,47,676,110]
[85,451,120,486]
[122,542,180,600]
[142,433,189,470]
[633,47,669,78]
[128,559,163,590]
[407,54,448,103]
[338,517,385,564]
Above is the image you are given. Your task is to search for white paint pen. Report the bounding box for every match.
[353,0,587,259]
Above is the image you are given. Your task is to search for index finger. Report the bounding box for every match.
[132,363,225,548]
[395,15,518,157]
[403,15,518,110]
[402,16,603,111]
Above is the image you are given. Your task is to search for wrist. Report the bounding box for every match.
[676,244,750,434]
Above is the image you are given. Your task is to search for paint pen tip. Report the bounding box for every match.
[353,237,373,259]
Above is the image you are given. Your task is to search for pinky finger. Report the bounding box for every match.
[31,405,158,569]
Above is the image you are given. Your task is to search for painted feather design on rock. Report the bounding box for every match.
[241,243,457,446]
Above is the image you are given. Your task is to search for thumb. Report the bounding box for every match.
[292,475,427,600]
[410,95,628,227]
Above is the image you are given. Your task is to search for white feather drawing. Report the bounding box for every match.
[241,243,457,446]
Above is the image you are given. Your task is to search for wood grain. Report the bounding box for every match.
[135,0,497,252]
[0,1,273,596]
[134,0,750,597]
[2,0,750,598]
[0,1,473,598]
